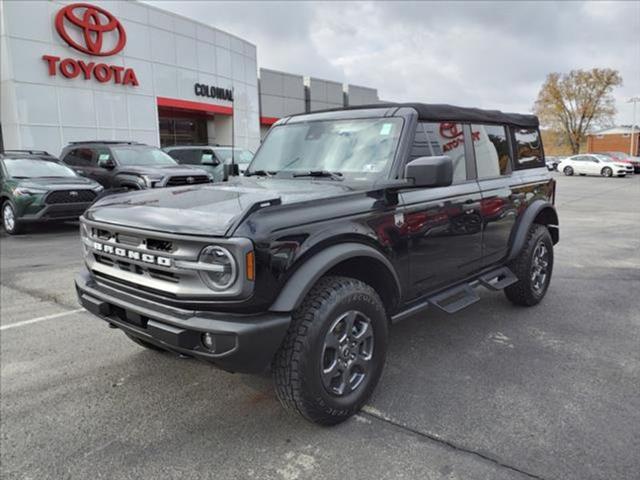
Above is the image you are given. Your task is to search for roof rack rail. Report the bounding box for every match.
[67,140,144,145]
[2,149,52,155]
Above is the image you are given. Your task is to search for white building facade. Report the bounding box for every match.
[0,0,261,155]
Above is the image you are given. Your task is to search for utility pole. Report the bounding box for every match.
[629,96,640,156]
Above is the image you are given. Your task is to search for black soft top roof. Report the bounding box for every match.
[328,103,539,128]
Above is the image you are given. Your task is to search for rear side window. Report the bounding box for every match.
[411,122,467,183]
[514,128,544,169]
[471,124,511,178]
[64,148,94,167]
[168,149,216,165]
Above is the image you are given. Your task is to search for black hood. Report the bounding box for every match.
[115,165,210,177]
[17,176,100,190]
[84,177,358,236]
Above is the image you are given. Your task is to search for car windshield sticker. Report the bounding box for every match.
[202,153,214,162]
[98,153,110,160]
[380,123,392,135]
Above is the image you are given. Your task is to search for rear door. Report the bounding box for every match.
[401,121,483,298]
[471,124,518,266]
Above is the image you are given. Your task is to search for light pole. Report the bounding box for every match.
[629,96,640,156]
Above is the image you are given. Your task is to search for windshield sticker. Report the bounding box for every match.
[202,154,213,162]
[380,123,392,135]
[98,153,110,160]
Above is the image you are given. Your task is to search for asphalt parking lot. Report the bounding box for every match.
[1,173,639,480]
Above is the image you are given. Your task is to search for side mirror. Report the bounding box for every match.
[99,158,116,170]
[404,156,453,188]
[222,163,239,181]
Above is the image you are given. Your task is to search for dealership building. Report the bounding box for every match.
[0,0,379,156]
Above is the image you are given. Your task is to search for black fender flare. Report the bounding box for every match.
[507,200,559,261]
[269,242,401,313]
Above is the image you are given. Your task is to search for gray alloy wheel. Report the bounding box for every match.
[530,241,550,295]
[321,310,374,397]
[601,167,613,177]
[563,166,574,176]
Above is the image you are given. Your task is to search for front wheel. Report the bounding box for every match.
[2,201,23,235]
[505,224,554,306]
[601,167,613,177]
[563,166,574,176]
[272,276,388,425]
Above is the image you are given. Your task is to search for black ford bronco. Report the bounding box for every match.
[75,104,558,425]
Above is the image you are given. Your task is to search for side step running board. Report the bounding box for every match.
[391,266,519,322]
[428,284,480,314]
[478,266,518,291]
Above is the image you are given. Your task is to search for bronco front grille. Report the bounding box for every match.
[166,175,210,187]
[81,219,253,300]
[46,190,96,204]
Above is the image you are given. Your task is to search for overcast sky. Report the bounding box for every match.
[149,1,639,125]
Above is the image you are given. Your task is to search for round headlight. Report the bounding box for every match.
[198,246,237,290]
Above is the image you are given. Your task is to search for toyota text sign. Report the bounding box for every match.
[43,3,138,87]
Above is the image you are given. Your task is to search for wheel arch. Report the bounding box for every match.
[269,242,401,315]
[508,200,559,261]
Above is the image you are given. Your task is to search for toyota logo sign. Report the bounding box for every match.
[43,3,138,87]
[55,3,126,56]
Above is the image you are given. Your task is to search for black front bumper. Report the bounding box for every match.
[21,202,92,222]
[75,268,290,373]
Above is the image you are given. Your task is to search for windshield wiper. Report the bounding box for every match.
[292,170,344,181]
[245,170,275,177]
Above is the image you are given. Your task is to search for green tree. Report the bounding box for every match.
[533,69,622,154]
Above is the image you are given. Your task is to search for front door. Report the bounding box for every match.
[402,122,483,298]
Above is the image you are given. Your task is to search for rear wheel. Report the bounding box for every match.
[272,276,388,425]
[563,166,574,176]
[505,224,554,306]
[1,201,23,235]
[601,167,613,177]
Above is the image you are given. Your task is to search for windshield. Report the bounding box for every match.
[3,159,77,178]
[248,118,403,180]
[111,147,177,166]
[213,148,254,164]
[595,155,616,162]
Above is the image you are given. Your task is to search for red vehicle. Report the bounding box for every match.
[598,152,640,173]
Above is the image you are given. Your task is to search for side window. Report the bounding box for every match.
[410,122,467,183]
[169,150,200,164]
[513,128,544,169]
[95,149,113,167]
[65,148,94,167]
[471,124,511,178]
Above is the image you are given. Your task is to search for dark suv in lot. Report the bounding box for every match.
[60,141,212,190]
[75,104,559,425]
[1,151,103,234]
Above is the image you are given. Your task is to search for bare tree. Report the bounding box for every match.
[534,69,622,154]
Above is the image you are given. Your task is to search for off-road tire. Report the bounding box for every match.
[125,332,166,352]
[563,166,573,176]
[272,276,388,425]
[1,201,23,235]
[505,224,553,306]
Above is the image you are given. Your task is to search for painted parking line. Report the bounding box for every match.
[0,308,85,331]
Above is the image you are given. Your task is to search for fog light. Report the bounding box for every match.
[201,332,216,352]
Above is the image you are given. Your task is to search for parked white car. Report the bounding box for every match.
[559,154,633,177]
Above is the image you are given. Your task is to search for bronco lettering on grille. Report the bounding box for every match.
[92,242,171,266]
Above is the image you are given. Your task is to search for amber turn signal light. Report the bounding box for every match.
[246,251,255,281]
